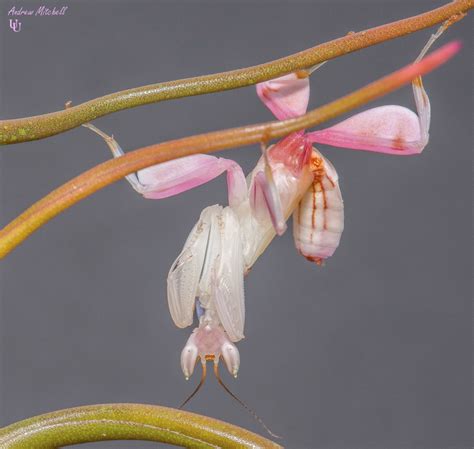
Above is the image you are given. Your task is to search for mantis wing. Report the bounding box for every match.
[167,206,217,328]
[213,208,246,342]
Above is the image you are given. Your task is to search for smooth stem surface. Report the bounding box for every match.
[0,0,471,145]
[0,403,282,448]
[0,42,460,259]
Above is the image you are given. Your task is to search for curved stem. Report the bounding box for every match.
[0,0,471,145]
[0,403,282,449]
[0,42,460,259]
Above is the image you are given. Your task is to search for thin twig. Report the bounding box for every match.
[0,0,471,145]
[0,42,460,258]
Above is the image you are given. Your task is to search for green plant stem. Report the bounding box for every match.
[0,403,282,448]
[0,42,459,259]
[0,0,471,145]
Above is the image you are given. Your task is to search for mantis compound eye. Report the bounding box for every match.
[221,341,240,378]
[180,339,199,380]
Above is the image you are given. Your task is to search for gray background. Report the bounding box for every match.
[0,1,472,448]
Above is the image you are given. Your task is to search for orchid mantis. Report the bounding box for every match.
[84,29,442,400]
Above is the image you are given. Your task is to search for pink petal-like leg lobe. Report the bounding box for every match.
[307,105,423,155]
[307,38,461,156]
[250,171,287,235]
[225,161,248,209]
[82,123,248,207]
[138,155,225,197]
[256,73,310,120]
[138,154,247,207]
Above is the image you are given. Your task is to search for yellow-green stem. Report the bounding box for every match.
[0,0,471,145]
[0,403,282,449]
[0,42,459,258]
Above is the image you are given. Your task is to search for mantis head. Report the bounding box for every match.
[179,323,279,440]
[181,323,240,380]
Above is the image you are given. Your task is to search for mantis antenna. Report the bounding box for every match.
[179,361,207,409]
[213,362,281,440]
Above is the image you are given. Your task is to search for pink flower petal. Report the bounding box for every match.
[256,73,310,120]
[308,105,424,155]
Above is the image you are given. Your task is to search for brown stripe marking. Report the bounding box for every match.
[311,182,317,229]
